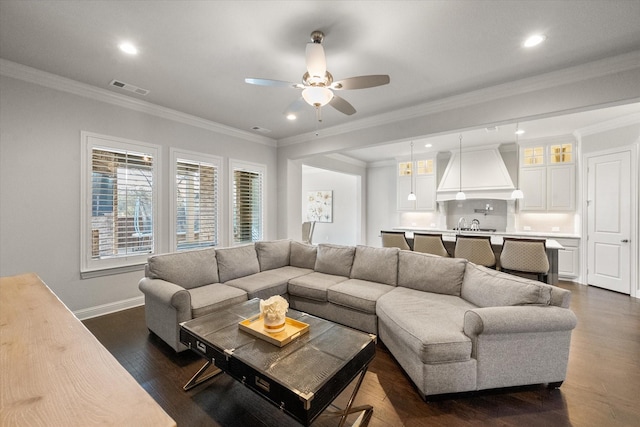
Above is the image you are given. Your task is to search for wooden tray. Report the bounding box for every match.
[239,314,309,347]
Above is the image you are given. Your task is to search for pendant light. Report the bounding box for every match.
[511,123,524,199]
[455,134,466,200]
[407,141,417,201]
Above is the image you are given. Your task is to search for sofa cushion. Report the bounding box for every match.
[188,283,248,318]
[398,251,467,296]
[146,247,218,289]
[255,239,291,271]
[225,266,311,300]
[377,287,475,364]
[327,279,395,314]
[288,272,349,302]
[461,263,552,307]
[350,245,399,286]
[216,244,260,283]
[290,241,317,269]
[314,244,356,277]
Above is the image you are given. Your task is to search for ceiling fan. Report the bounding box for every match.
[245,30,390,121]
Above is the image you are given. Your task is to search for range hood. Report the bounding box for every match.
[437,145,515,201]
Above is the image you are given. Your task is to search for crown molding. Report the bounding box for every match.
[277,51,640,147]
[573,112,640,137]
[0,59,277,147]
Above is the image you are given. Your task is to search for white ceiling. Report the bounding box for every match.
[1,1,639,162]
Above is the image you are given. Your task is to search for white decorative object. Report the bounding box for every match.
[306,190,333,223]
[260,295,289,334]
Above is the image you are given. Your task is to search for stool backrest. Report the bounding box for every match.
[500,237,549,273]
[454,235,496,267]
[381,231,411,250]
[413,233,449,257]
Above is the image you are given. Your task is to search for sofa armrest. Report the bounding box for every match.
[464,306,577,337]
[139,277,191,314]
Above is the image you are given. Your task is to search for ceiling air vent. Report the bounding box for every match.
[109,80,149,96]
[250,126,271,134]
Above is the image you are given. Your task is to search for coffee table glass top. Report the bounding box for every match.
[181,298,375,395]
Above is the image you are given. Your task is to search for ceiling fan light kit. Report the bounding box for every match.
[245,30,390,122]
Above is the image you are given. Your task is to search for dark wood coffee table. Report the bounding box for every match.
[180,298,376,426]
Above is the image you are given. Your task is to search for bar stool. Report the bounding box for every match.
[454,235,496,268]
[413,233,450,257]
[500,237,549,282]
[381,231,411,250]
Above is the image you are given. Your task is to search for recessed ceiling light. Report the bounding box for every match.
[523,34,546,48]
[286,114,296,121]
[119,42,138,55]
[515,129,525,135]
[424,143,433,148]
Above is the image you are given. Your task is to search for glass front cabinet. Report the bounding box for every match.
[397,157,436,211]
[519,139,576,211]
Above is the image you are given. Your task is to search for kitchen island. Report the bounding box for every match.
[390,228,566,285]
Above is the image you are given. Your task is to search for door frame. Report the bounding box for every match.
[581,143,639,298]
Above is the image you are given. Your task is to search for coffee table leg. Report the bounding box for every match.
[322,365,373,427]
[183,360,223,391]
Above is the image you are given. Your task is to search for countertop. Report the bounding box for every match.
[393,226,580,240]
[390,227,580,250]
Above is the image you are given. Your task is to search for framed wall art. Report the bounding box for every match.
[306,190,333,223]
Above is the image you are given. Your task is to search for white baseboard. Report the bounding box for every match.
[74,296,144,321]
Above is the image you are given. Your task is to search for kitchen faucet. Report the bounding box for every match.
[456,217,467,234]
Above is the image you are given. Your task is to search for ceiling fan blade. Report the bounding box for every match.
[283,97,306,116]
[305,42,326,79]
[329,95,356,115]
[245,78,301,88]
[331,75,390,90]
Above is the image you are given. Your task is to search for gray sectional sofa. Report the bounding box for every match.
[138,239,577,399]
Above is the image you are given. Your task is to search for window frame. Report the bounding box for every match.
[170,148,223,251]
[229,159,266,246]
[80,131,161,276]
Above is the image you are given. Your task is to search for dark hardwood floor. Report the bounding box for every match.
[83,282,640,427]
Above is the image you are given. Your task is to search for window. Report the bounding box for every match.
[171,149,221,251]
[231,160,265,245]
[81,132,159,275]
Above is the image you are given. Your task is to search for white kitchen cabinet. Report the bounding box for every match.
[397,158,436,211]
[548,164,576,211]
[520,167,547,210]
[556,238,580,280]
[519,141,576,212]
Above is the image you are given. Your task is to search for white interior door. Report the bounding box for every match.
[587,150,631,294]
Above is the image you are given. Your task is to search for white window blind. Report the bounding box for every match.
[175,158,219,250]
[81,132,159,275]
[232,163,264,244]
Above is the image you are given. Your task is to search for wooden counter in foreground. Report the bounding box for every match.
[0,273,176,427]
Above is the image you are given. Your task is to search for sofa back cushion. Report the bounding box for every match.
[350,245,399,286]
[255,240,291,271]
[461,263,552,307]
[216,244,260,283]
[290,241,317,269]
[397,251,466,296]
[314,244,356,277]
[146,248,218,289]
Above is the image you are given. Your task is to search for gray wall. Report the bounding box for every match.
[0,75,278,316]
[302,166,359,246]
